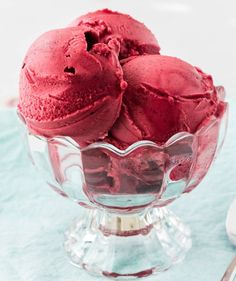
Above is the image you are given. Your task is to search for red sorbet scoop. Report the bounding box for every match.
[70,9,160,59]
[109,55,221,148]
[18,27,127,143]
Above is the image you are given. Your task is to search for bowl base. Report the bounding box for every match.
[64,207,192,279]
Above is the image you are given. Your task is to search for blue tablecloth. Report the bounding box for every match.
[0,102,236,281]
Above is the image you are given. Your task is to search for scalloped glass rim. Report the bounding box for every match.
[26,114,220,156]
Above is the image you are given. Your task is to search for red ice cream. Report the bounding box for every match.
[70,9,160,59]
[18,27,126,143]
[82,55,225,201]
[109,55,220,148]
[18,10,227,207]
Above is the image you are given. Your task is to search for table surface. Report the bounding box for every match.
[0,101,235,281]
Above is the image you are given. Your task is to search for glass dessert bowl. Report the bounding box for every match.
[21,87,228,279]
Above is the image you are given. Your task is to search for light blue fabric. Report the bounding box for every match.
[0,100,235,281]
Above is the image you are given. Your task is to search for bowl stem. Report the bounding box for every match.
[65,207,192,279]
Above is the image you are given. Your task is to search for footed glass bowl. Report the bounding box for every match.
[22,89,228,279]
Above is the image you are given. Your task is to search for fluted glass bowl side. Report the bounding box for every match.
[25,102,228,211]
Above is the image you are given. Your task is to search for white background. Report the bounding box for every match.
[0,0,235,104]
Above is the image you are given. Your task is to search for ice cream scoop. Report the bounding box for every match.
[109,55,221,148]
[70,9,160,59]
[18,27,127,144]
